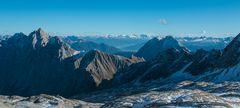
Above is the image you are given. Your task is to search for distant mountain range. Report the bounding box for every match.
[0,28,240,107]
[114,33,240,84]
[135,36,188,60]
[63,36,121,54]
[79,35,233,52]
[1,33,232,53]
[62,36,135,58]
[178,36,232,52]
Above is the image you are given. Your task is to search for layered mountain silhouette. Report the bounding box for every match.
[0,28,240,98]
[0,28,143,97]
[197,33,240,82]
[113,33,240,85]
[63,36,121,54]
[80,35,232,52]
[112,39,192,84]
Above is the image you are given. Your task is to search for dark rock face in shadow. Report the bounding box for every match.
[219,33,240,67]
[0,29,143,97]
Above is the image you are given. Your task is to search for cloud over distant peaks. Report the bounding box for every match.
[201,30,207,34]
[159,19,168,25]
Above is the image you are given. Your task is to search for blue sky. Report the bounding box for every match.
[0,0,240,36]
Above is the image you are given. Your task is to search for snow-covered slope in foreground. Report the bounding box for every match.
[1,81,240,108]
[72,81,240,108]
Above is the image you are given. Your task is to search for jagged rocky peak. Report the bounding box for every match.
[0,29,83,97]
[80,50,143,86]
[135,36,184,60]
[29,28,77,59]
[29,28,50,48]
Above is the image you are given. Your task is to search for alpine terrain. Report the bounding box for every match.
[0,29,240,108]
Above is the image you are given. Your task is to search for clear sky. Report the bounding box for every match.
[0,0,240,36]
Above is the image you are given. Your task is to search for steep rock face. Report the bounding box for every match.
[138,48,192,82]
[135,36,184,60]
[78,50,144,86]
[29,28,50,49]
[196,33,240,82]
[218,33,240,67]
[111,47,192,84]
[185,49,222,75]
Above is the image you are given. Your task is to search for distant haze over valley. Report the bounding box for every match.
[0,31,234,53]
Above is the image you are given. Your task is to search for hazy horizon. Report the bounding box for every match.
[0,27,238,38]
